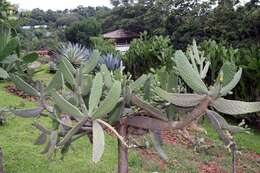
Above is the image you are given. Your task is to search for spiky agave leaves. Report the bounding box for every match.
[58,42,91,66]
[99,53,122,71]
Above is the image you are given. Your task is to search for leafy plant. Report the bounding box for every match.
[200,39,239,81]
[236,45,260,101]
[124,32,174,78]
[90,36,119,56]
[0,0,17,21]
[0,21,39,82]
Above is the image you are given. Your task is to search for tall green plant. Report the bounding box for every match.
[124,32,174,78]
[236,45,260,101]
[90,36,119,56]
[200,40,239,81]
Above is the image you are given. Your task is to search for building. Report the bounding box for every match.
[21,25,48,30]
[102,29,139,53]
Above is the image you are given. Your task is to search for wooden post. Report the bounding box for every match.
[0,147,4,173]
[118,119,128,173]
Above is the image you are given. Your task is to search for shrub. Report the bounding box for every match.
[90,36,120,56]
[124,32,174,78]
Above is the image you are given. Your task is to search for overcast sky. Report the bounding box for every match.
[8,0,112,11]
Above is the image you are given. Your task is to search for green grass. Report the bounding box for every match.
[202,118,260,153]
[33,64,54,84]
[0,67,260,172]
[0,80,145,173]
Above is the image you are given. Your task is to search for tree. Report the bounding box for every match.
[56,15,79,27]
[65,17,101,46]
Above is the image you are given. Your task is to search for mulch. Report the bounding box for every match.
[5,85,37,102]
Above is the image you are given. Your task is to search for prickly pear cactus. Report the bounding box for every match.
[154,50,260,173]
[7,44,260,173]
[8,49,157,164]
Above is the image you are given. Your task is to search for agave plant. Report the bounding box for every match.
[58,42,91,66]
[99,53,122,71]
[154,50,260,173]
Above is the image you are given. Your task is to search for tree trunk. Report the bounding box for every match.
[0,147,4,173]
[118,119,128,173]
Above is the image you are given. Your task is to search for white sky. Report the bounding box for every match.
[8,0,112,11]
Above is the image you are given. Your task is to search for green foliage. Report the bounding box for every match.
[20,27,61,51]
[0,0,17,21]
[200,40,239,81]
[90,36,119,56]
[213,98,260,115]
[22,52,39,63]
[0,67,9,79]
[0,21,40,82]
[235,45,260,102]
[220,68,242,96]
[154,87,204,107]
[124,33,174,78]
[3,33,260,173]
[65,17,101,47]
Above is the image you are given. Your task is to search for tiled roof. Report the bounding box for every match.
[102,29,139,39]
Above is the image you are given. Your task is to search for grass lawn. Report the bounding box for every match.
[0,66,259,173]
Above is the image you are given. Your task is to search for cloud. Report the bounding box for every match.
[8,0,112,11]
